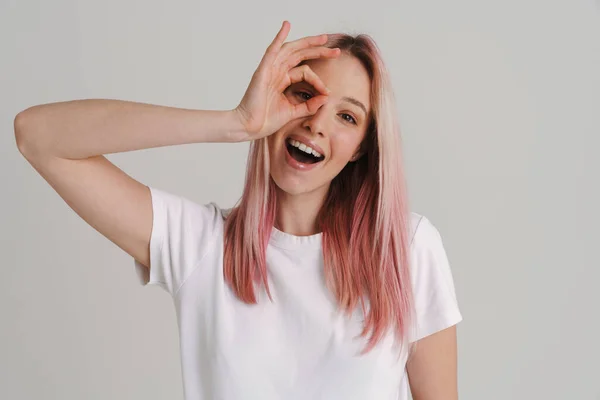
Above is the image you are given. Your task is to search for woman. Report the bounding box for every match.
[15,20,462,400]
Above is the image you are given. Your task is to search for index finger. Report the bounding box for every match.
[287,64,331,96]
[281,33,329,57]
[266,21,291,55]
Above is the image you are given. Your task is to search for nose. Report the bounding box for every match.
[301,105,329,138]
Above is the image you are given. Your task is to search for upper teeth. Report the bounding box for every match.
[288,139,323,158]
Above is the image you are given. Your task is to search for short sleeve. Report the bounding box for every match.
[408,215,463,343]
[133,186,221,298]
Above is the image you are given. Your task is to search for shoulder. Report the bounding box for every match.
[409,211,424,244]
[406,212,462,341]
[220,206,233,220]
[147,186,227,233]
[408,211,443,249]
[407,211,454,281]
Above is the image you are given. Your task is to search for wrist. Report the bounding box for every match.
[226,108,251,143]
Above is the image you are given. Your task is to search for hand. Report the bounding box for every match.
[234,20,340,141]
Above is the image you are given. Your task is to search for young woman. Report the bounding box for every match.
[15,20,462,400]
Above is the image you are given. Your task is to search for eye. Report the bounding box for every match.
[340,113,357,125]
[295,91,357,125]
[295,91,313,101]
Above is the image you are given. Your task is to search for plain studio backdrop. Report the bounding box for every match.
[2,0,598,399]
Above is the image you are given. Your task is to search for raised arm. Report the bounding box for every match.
[13,20,338,273]
[14,101,246,268]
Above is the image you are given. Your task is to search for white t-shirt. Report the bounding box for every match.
[134,186,463,400]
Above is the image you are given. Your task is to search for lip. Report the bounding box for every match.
[286,134,326,159]
[284,138,324,172]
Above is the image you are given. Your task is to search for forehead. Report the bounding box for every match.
[300,54,371,110]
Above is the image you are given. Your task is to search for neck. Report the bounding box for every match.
[274,185,329,236]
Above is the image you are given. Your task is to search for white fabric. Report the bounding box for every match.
[134,186,463,400]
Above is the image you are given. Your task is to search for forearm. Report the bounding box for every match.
[14,99,247,160]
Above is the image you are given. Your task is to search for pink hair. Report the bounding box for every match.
[224,33,415,356]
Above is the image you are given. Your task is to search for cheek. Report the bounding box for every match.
[328,137,357,165]
[268,123,294,150]
[267,131,284,155]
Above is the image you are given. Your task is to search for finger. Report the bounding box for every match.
[286,64,330,96]
[265,21,291,57]
[285,46,340,70]
[292,94,328,119]
[280,33,328,58]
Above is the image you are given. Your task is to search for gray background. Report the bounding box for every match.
[2,0,599,399]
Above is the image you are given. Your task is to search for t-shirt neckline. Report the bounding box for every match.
[269,226,323,250]
[221,207,323,250]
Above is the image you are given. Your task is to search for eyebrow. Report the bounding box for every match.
[341,96,368,117]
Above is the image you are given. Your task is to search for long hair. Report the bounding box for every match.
[224,33,415,356]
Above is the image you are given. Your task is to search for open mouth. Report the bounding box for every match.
[286,138,325,165]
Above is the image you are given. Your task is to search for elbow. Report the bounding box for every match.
[14,106,42,158]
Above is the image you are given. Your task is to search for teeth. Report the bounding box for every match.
[287,139,323,158]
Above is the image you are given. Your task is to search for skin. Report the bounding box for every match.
[267,53,371,236]
[407,326,459,400]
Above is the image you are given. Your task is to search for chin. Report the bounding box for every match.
[269,171,324,197]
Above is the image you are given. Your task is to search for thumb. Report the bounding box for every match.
[291,95,328,120]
